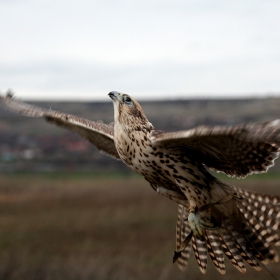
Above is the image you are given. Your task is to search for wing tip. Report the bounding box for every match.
[0,89,15,101]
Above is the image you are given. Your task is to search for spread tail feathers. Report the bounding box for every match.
[175,185,280,274]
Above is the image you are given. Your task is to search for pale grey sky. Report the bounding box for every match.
[0,0,280,100]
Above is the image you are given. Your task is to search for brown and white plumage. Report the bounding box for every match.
[0,93,119,159]
[1,91,280,275]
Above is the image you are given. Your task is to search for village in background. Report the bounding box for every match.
[1,97,280,174]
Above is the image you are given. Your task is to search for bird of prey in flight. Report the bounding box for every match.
[0,91,280,275]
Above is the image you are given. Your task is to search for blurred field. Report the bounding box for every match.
[0,173,279,280]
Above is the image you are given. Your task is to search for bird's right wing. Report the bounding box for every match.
[0,93,120,160]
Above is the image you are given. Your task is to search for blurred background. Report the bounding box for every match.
[1,1,280,279]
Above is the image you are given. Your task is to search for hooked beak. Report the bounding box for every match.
[108,91,120,101]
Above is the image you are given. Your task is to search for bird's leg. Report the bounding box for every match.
[187,193,237,240]
[173,206,210,262]
[187,204,207,240]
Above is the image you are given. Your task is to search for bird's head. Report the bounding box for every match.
[108,91,153,133]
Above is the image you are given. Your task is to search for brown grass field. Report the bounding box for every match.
[0,172,279,280]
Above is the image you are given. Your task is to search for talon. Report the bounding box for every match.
[199,216,221,229]
[188,207,221,240]
[199,219,215,228]
[186,193,233,238]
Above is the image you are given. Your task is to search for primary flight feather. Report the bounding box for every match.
[1,91,280,275]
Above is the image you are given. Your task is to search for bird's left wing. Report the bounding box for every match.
[0,93,120,159]
[151,122,280,178]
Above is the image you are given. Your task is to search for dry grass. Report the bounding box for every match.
[0,173,279,280]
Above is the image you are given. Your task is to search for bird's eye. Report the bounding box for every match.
[123,96,133,105]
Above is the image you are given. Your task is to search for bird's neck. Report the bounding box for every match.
[113,119,154,168]
[115,114,153,135]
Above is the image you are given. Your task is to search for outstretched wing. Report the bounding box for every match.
[0,93,120,159]
[151,122,280,178]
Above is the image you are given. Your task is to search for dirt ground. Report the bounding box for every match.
[0,173,279,280]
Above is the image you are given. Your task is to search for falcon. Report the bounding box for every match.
[0,91,280,275]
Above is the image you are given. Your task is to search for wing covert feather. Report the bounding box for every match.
[0,93,119,159]
[151,122,280,177]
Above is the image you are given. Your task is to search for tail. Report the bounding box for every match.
[175,184,280,274]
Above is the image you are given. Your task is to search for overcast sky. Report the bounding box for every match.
[0,0,280,100]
